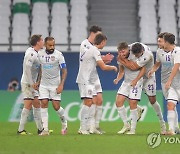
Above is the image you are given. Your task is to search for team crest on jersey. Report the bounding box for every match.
[51,56,55,61]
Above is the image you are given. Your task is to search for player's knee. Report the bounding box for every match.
[167,102,175,110]
[148,96,156,104]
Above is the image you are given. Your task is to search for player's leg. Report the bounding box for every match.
[78,83,93,135]
[39,85,49,135]
[17,83,33,135]
[32,92,43,134]
[166,87,178,135]
[116,82,130,134]
[162,83,179,133]
[144,78,166,134]
[127,99,138,135]
[126,80,143,135]
[95,92,105,133]
[52,100,67,135]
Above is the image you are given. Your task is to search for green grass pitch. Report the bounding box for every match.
[0,122,179,154]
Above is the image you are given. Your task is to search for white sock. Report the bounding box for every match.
[33,107,43,131]
[117,106,128,125]
[95,105,103,128]
[130,108,138,132]
[18,108,30,132]
[167,110,175,132]
[174,107,179,130]
[87,104,96,130]
[80,105,90,131]
[41,108,48,131]
[152,101,164,122]
[56,107,67,127]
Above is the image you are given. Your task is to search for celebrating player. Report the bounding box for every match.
[114,42,146,134]
[118,42,166,134]
[76,33,117,135]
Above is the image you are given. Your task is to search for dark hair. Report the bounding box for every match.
[163,33,175,44]
[158,32,168,38]
[89,25,102,33]
[45,36,55,43]
[30,35,42,46]
[94,33,107,45]
[131,43,144,54]
[117,42,128,51]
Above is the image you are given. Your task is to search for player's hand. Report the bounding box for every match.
[32,82,39,90]
[112,66,118,72]
[148,70,154,78]
[130,79,137,87]
[113,78,119,84]
[56,85,63,94]
[102,53,114,64]
[165,80,172,89]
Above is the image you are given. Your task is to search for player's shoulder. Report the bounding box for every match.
[25,47,38,57]
[81,39,92,49]
[174,46,180,53]
[54,49,64,57]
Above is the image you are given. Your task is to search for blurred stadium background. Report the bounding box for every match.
[0,0,180,123]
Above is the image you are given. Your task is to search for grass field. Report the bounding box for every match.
[0,122,179,154]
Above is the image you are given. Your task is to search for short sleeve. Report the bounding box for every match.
[26,52,36,67]
[156,49,160,62]
[58,52,66,68]
[136,53,152,67]
[174,51,180,64]
[93,48,102,61]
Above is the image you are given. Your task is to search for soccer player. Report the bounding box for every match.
[76,33,117,135]
[38,37,67,135]
[163,33,180,135]
[114,42,146,134]
[17,35,44,135]
[81,25,114,134]
[148,32,180,134]
[118,42,166,134]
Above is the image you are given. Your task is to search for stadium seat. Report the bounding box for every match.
[11,2,30,52]
[13,0,31,5]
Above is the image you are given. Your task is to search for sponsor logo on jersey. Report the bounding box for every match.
[51,56,55,61]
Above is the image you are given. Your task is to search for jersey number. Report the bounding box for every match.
[166,55,170,62]
[45,56,50,63]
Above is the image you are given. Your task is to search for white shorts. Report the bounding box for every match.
[92,78,102,96]
[117,80,143,100]
[78,83,94,99]
[21,83,38,99]
[39,85,61,101]
[143,76,156,96]
[167,87,180,105]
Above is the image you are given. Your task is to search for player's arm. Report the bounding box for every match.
[35,65,42,89]
[113,64,124,84]
[130,66,146,87]
[148,61,161,78]
[96,60,117,72]
[165,63,180,89]
[118,56,141,70]
[57,62,67,94]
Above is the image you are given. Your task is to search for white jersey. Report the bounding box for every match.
[21,47,40,85]
[134,43,154,79]
[170,46,180,89]
[38,49,66,87]
[156,48,173,83]
[80,39,100,82]
[76,45,102,84]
